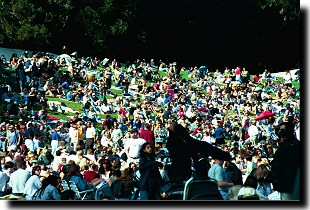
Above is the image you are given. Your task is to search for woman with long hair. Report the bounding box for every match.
[32,174,61,200]
[254,164,272,197]
[120,167,139,199]
[138,142,162,200]
[23,166,42,200]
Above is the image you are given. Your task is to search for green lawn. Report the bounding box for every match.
[0,66,299,130]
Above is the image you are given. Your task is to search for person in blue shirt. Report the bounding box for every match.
[163,106,172,120]
[51,127,60,155]
[214,121,226,145]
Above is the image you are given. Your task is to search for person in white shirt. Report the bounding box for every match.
[124,128,146,168]
[247,121,259,146]
[0,161,14,196]
[8,159,31,198]
[23,166,42,200]
[283,70,292,87]
[68,124,79,151]
[24,134,35,153]
[85,122,96,151]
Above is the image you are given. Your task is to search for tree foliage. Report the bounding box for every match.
[0,0,300,71]
[259,0,300,22]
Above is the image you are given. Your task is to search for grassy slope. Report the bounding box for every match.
[0,66,299,129]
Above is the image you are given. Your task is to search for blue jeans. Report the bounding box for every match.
[220,190,228,200]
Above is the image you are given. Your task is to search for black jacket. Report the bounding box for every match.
[270,139,300,193]
[138,153,163,191]
[167,123,231,183]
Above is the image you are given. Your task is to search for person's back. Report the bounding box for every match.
[208,159,233,200]
[9,160,31,196]
[226,168,243,200]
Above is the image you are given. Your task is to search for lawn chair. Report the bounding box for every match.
[183,177,223,200]
[61,180,70,191]
[68,181,96,200]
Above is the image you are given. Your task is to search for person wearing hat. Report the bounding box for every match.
[123,128,146,168]
[51,127,61,155]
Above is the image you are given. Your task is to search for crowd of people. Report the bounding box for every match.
[0,49,300,201]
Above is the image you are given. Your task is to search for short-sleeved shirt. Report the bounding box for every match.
[208,163,229,192]
[51,131,60,141]
[124,138,146,158]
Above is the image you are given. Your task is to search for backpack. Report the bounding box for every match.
[111,179,125,198]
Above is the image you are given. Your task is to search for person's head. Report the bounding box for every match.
[214,158,224,166]
[129,162,137,171]
[140,142,154,155]
[32,165,41,176]
[4,161,15,173]
[17,159,27,169]
[62,164,72,175]
[121,167,134,180]
[112,169,122,179]
[254,164,269,180]
[243,175,258,189]
[130,128,139,138]
[68,163,80,176]
[277,121,295,144]
[43,174,59,188]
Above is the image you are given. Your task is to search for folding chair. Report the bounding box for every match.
[183,177,223,200]
[68,181,96,200]
[61,180,71,191]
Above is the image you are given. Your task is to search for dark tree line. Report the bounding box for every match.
[0,0,300,72]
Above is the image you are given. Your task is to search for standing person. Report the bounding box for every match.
[23,166,42,200]
[24,133,35,153]
[269,122,300,200]
[138,142,162,200]
[85,122,96,152]
[139,123,155,146]
[51,127,61,155]
[124,128,146,167]
[247,120,259,146]
[208,158,234,200]
[68,124,79,151]
[283,70,292,88]
[214,121,226,145]
[0,124,7,152]
[166,122,231,184]
[6,124,21,152]
[8,159,31,198]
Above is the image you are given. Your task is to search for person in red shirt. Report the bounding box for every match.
[252,74,260,83]
[102,115,112,129]
[83,163,100,183]
[139,123,155,146]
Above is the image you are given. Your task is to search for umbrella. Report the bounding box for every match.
[254,110,276,121]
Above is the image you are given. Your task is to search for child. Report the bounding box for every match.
[238,175,268,200]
